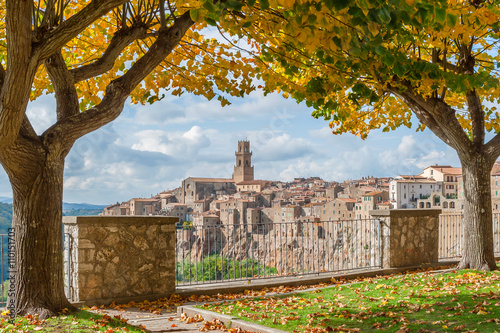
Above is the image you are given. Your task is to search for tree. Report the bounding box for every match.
[219,0,500,270]
[0,0,256,317]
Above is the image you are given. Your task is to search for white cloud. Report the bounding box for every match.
[130,90,304,125]
[252,133,316,162]
[26,95,57,134]
[131,126,212,157]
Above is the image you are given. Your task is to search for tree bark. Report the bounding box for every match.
[5,144,73,318]
[458,154,497,270]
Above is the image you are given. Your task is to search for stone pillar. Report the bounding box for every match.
[369,209,441,269]
[63,216,178,306]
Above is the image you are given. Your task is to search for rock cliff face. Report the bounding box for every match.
[176,220,379,281]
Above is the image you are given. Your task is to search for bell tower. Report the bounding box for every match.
[233,140,254,184]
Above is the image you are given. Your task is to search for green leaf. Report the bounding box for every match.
[205,17,217,26]
[203,0,216,12]
[190,9,199,22]
[260,0,269,10]
[382,53,394,67]
[332,0,350,11]
[378,7,391,24]
[242,21,252,28]
[308,14,317,24]
[393,62,405,77]
[446,13,457,27]
[247,0,256,6]
[227,0,244,11]
[434,7,446,23]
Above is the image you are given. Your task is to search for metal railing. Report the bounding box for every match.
[438,213,500,259]
[176,219,381,286]
[0,232,73,307]
[0,234,7,307]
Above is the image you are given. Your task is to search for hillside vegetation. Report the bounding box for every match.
[0,203,12,232]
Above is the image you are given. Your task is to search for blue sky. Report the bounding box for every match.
[0,89,461,205]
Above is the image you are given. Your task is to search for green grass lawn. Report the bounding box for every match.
[0,309,147,332]
[200,269,500,333]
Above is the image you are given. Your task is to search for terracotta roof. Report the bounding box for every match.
[363,191,383,196]
[131,198,159,202]
[104,203,120,209]
[398,175,428,180]
[188,177,234,183]
[438,167,462,175]
[337,198,357,203]
[425,165,452,169]
[236,180,268,185]
[423,166,462,175]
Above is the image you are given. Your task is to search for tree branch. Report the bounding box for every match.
[467,89,485,148]
[45,51,79,121]
[42,11,195,150]
[387,83,473,156]
[485,133,500,159]
[0,1,39,150]
[0,64,5,94]
[70,24,150,83]
[34,0,129,60]
[436,58,461,73]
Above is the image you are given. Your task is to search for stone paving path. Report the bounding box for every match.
[91,306,229,333]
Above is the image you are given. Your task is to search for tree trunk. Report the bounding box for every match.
[458,155,497,270]
[7,150,73,318]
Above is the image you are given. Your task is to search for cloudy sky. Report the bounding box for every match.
[0,89,461,205]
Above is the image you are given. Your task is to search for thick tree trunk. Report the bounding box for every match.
[458,155,497,270]
[7,152,73,318]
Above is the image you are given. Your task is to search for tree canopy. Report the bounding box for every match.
[0,0,259,316]
[211,0,500,270]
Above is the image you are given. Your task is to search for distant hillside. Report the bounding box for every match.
[63,202,107,211]
[0,203,12,231]
[0,197,12,204]
[63,209,102,216]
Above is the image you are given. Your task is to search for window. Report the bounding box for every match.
[404,193,406,199]
[420,185,422,188]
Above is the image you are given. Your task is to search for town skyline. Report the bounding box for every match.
[0,89,463,205]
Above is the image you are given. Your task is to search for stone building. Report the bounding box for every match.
[163,203,188,220]
[180,141,257,206]
[101,203,121,216]
[129,198,161,216]
[192,212,220,227]
[320,198,355,221]
[181,177,234,206]
[233,140,254,184]
[219,198,256,225]
[193,197,213,214]
[236,180,269,192]
[355,191,389,219]
[390,176,441,209]
[419,165,462,198]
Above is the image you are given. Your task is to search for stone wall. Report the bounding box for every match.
[370,209,441,268]
[63,216,178,305]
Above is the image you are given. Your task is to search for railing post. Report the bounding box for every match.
[63,216,178,306]
[370,209,441,269]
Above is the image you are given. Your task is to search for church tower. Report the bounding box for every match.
[233,140,254,184]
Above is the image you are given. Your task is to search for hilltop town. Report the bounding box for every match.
[101,140,500,225]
